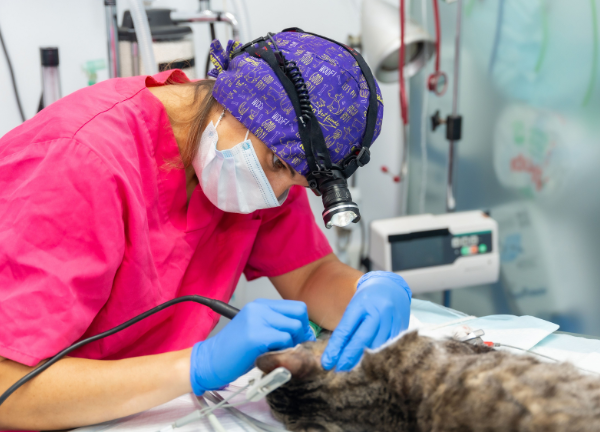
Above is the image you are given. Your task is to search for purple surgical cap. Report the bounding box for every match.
[208,31,384,176]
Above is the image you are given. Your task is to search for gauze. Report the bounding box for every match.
[192,114,287,214]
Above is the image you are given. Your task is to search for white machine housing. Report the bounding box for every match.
[370,211,499,294]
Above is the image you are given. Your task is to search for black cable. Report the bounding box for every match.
[37,93,44,113]
[0,22,25,122]
[0,295,239,407]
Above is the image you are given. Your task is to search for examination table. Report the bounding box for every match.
[74,299,600,432]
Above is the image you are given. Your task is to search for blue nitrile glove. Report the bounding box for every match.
[322,271,412,372]
[190,298,316,395]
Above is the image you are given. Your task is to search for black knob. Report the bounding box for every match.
[431,110,444,132]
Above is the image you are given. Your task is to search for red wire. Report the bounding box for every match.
[432,0,441,73]
[399,0,408,125]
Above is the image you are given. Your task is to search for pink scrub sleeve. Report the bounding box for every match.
[0,139,124,366]
[244,185,333,280]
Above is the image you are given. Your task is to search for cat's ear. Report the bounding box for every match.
[256,344,322,380]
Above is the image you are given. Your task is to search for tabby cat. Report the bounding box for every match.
[256,331,600,432]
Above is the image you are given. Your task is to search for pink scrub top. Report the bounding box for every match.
[0,70,332,367]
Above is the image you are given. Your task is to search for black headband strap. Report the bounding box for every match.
[280,28,378,179]
[243,41,333,176]
[281,27,379,150]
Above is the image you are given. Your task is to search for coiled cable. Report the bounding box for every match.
[283,59,312,123]
[265,33,312,125]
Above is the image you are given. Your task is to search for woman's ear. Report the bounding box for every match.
[256,342,324,380]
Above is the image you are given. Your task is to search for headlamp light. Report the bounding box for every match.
[324,207,360,229]
[314,168,361,229]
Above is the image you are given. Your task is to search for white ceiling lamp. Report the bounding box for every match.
[361,0,435,83]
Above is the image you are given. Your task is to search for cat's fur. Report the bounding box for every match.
[256,331,600,432]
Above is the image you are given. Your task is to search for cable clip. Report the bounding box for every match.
[356,147,370,167]
[246,367,292,402]
[459,329,485,345]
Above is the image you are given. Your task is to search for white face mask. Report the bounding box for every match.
[192,112,288,214]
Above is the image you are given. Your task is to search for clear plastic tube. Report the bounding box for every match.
[129,0,158,75]
[41,66,61,107]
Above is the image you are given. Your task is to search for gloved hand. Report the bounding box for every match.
[190,298,315,395]
[322,271,412,372]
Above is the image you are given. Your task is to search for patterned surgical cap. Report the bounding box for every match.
[209,31,384,176]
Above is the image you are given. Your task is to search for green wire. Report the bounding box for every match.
[309,321,323,339]
[583,0,599,107]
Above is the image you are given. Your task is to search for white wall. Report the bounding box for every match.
[0,1,109,131]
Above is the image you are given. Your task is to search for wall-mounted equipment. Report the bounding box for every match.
[369,211,499,293]
[361,0,434,83]
[119,9,195,77]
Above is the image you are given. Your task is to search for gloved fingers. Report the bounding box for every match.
[335,314,380,372]
[371,312,393,348]
[264,328,296,352]
[262,311,312,346]
[254,298,310,320]
[390,289,412,337]
[321,304,364,370]
[254,299,311,335]
[305,325,317,342]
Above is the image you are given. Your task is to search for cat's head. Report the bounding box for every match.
[256,338,379,432]
[256,338,328,381]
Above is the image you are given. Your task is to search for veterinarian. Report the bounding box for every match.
[0,30,411,430]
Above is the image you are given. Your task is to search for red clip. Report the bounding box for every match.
[484,341,494,347]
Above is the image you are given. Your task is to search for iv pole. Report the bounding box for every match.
[104,0,120,78]
[431,0,464,307]
[446,0,463,213]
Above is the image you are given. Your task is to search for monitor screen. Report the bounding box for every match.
[389,229,492,272]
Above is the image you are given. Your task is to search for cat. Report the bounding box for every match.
[256,331,600,432]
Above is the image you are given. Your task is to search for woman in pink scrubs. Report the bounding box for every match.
[0,31,411,430]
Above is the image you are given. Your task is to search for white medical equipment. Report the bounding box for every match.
[369,211,499,293]
[246,367,291,402]
[119,8,195,77]
[105,0,242,79]
[360,0,434,84]
[160,367,292,432]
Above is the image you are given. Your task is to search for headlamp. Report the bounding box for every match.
[233,29,378,229]
[312,168,360,228]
